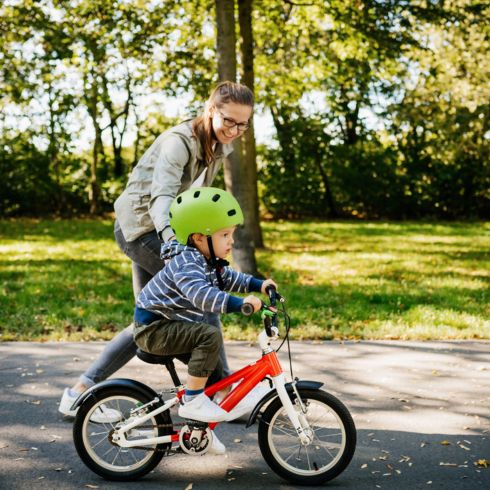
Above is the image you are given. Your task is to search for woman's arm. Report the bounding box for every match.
[148,134,192,241]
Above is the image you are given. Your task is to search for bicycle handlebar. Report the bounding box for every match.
[240,285,282,337]
[240,302,255,316]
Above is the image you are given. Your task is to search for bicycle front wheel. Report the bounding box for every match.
[258,388,356,485]
[73,386,173,481]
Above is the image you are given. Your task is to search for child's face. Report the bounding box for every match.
[193,226,236,260]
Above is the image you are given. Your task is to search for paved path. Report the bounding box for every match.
[0,341,489,489]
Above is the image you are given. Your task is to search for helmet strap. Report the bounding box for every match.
[206,236,225,290]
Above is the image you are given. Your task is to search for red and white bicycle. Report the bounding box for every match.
[73,287,356,485]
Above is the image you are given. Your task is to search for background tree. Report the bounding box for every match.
[1,0,488,220]
[215,0,260,274]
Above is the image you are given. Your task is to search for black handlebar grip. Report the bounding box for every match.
[241,302,255,316]
[265,285,277,307]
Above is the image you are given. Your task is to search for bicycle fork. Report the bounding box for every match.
[272,373,313,445]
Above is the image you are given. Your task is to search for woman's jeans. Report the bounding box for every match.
[78,221,231,388]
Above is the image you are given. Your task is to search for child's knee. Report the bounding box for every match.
[202,325,223,351]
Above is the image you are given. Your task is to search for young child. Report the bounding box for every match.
[133,187,276,427]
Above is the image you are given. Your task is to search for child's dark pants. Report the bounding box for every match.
[134,319,224,383]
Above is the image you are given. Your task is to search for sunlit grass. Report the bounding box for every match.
[0,218,489,341]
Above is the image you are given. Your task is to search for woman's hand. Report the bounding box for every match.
[261,278,278,295]
[243,295,263,312]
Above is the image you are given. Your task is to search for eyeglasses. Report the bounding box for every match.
[217,109,250,132]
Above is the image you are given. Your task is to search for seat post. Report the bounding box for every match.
[165,359,182,387]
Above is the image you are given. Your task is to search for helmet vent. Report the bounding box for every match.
[169,211,173,218]
[193,191,200,198]
[177,196,182,204]
[212,193,221,202]
[227,209,236,216]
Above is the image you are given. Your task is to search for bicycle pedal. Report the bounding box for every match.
[184,419,208,429]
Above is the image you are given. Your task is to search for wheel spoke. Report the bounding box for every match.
[76,392,173,477]
[261,393,354,480]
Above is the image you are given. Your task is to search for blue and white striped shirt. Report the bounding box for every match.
[135,241,263,324]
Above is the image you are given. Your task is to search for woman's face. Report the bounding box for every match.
[211,102,252,145]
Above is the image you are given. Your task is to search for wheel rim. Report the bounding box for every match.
[82,395,159,472]
[266,398,347,476]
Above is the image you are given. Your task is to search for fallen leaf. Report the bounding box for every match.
[475,459,489,468]
[85,485,99,489]
[439,462,458,467]
[0,444,8,450]
[184,484,193,490]
[440,440,451,446]
[233,438,242,443]
[361,464,368,469]
[25,400,41,405]
[458,444,470,451]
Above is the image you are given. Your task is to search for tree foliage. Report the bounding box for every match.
[0,0,488,219]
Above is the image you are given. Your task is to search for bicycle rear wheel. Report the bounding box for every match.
[73,386,173,481]
[258,388,356,485]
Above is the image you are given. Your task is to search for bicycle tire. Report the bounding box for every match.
[258,388,356,485]
[73,386,172,481]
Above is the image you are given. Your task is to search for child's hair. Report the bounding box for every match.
[192,81,254,165]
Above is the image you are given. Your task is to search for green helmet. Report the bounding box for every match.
[169,187,244,244]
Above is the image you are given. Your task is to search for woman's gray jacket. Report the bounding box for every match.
[114,121,233,243]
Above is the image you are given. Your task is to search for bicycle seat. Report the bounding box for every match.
[136,348,175,365]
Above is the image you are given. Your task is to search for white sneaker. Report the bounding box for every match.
[208,431,226,455]
[178,393,230,423]
[58,388,122,423]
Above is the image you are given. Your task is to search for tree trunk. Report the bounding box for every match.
[87,75,101,215]
[215,0,258,275]
[238,0,263,248]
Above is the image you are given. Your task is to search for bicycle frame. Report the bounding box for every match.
[110,330,312,449]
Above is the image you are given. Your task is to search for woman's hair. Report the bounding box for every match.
[192,81,254,165]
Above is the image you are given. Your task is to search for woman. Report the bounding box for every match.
[59,81,255,440]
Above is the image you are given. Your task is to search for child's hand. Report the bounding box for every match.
[243,295,262,312]
[261,278,278,295]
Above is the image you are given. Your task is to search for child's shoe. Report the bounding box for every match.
[59,388,122,423]
[178,393,230,422]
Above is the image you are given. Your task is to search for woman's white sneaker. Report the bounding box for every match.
[58,388,122,423]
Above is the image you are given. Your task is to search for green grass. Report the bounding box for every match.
[0,218,489,341]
